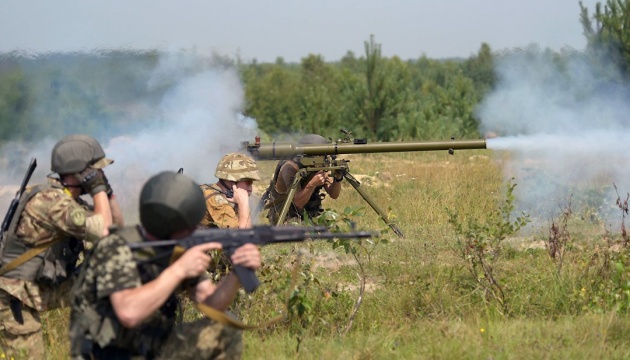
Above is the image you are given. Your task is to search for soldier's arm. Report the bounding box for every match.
[192,243,262,310]
[110,242,221,328]
[231,185,252,229]
[324,176,341,200]
[278,164,323,209]
[108,195,125,228]
[92,192,112,236]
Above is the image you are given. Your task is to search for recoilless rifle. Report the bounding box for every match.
[128,225,373,293]
[242,130,487,237]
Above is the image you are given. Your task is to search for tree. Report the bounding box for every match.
[580,0,630,78]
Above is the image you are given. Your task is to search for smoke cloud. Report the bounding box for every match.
[0,52,258,224]
[478,46,630,226]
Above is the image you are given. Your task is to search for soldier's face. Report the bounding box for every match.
[236,180,253,196]
[61,174,82,199]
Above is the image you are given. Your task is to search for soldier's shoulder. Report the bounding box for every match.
[27,185,73,209]
[208,193,229,206]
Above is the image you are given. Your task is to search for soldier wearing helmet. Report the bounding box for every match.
[0,134,123,358]
[265,134,342,224]
[199,152,261,230]
[70,171,261,359]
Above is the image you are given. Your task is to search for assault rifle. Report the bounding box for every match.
[1,158,37,234]
[128,225,373,293]
[243,130,487,237]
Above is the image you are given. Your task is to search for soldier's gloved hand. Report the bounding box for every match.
[75,167,108,197]
[101,171,114,198]
[333,169,345,182]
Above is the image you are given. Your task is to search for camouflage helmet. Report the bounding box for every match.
[298,134,328,145]
[140,171,206,239]
[51,134,113,174]
[215,152,261,182]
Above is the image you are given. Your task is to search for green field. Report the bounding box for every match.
[40,150,630,359]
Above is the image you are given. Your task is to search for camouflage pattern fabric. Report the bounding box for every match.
[0,179,100,358]
[157,317,242,360]
[0,289,44,359]
[199,184,239,229]
[70,227,241,359]
[215,153,260,182]
[15,180,103,246]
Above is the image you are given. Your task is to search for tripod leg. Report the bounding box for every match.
[276,169,308,225]
[343,172,404,238]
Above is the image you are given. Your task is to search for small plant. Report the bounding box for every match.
[447,179,530,315]
[547,196,572,272]
[578,186,630,314]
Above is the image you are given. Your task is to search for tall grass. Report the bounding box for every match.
[40,150,630,359]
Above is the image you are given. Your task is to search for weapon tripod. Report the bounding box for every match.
[269,156,404,238]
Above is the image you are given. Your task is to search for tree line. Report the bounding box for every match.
[0,0,628,146]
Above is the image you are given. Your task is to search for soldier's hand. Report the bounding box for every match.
[308,171,327,187]
[230,243,262,270]
[75,167,108,197]
[228,185,249,207]
[173,242,222,279]
[333,169,345,182]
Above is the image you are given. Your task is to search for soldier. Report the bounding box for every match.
[0,134,122,358]
[69,171,262,359]
[199,153,261,230]
[265,134,342,225]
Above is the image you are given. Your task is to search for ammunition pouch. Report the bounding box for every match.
[34,238,82,286]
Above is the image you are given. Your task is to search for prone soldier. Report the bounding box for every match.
[0,134,122,358]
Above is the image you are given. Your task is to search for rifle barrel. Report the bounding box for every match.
[245,140,487,160]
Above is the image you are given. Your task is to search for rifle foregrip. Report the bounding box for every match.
[233,265,260,293]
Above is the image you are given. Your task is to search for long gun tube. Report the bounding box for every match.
[244,139,487,160]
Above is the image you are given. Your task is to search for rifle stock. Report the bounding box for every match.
[128,225,374,293]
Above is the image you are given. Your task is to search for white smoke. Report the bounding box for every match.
[478,46,630,226]
[0,52,258,224]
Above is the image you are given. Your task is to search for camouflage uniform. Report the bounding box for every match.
[69,226,242,359]
[0,179,105,358]
[199,184,239,229]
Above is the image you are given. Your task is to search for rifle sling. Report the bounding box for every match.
[169,245,285,330]
[0,238,63,277]
[195,303,284,330]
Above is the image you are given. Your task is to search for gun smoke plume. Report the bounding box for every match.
[0,52,258,224]
[478,46,630,227]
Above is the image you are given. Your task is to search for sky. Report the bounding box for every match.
[0,0,600,63]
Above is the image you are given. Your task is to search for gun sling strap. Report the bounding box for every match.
[0,238,63,277]
[170,245,286,330]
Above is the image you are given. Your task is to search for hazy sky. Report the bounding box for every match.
[0,0,600,62]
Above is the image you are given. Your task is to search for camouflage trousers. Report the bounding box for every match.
[157,317,243,360]
[0,280,73,359]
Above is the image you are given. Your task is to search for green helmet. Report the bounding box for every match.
[139,171,206,239]
[51,134,113,174]
[215,152,261,182]
[299,134,328,145]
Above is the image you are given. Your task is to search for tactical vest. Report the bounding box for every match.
[0,183,83,284]
[265,160,325,223]
[71,226,179,359]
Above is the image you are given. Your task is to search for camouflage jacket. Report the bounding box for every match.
[199,183,239,229]
[70,225,203,358]
[0,178,104,311]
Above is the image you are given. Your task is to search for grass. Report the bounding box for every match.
[39,149,630,359]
